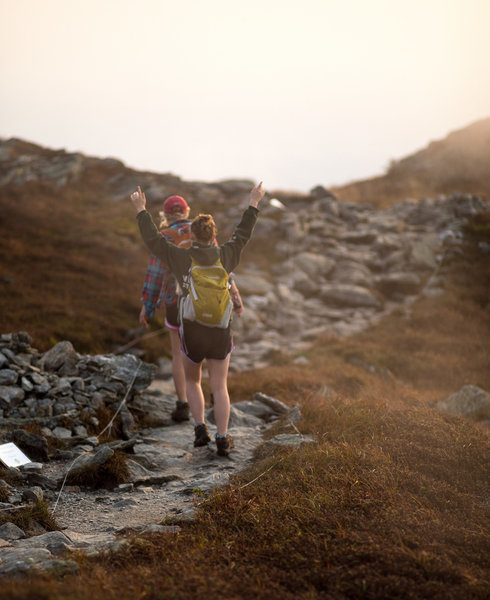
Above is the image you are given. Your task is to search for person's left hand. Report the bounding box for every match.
[130,186,146,212]
[233,303,244,317]
[139,304,149,328]
[249,181,265,208]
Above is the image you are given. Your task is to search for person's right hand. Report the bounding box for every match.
[130,186,147,212]
[139,305,149,328]
[249,181,265,208]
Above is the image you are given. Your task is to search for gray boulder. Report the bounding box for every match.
[438,385,490,423]
[284,252,335,279]
[329,260,373,288]
[66,446,114,479]
[206,405,263,428]
[0,385,25,408]
[374,272,422,297]
[129,391,174,427]
[0,522,25,541]
[99,354,155,391]
[253,392,289,415]
[11,429,49,462]
[319,284,382,309]
[14,531,73,555]
[0,547,52,575]
[39,341,79,375]
[266,434,315,447]
[339,231,377,245]
[231,307,264,342]
[0,369,18,386]
[407,240,438,270]
[233,273,274,296]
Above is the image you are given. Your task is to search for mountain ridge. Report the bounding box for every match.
[332,117,490,207]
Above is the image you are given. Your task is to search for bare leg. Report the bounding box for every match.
[182,353,205,424]
[207,355,231,436]
[169,329,186,403]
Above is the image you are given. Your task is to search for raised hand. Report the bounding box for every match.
[249,181,265,208]
[130,186,146,212]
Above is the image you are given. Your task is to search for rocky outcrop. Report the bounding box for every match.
[0,333,154,438]
[229,191,489,371]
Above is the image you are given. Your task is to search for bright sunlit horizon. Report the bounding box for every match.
[1,0,489,192]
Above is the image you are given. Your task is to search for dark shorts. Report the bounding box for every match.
[164,303,179,330]
[180,319,233,364]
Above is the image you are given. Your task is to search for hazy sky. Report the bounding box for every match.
[1,0,489,192]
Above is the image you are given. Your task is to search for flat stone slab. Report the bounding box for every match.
[266,434,316,447]
[0,522,25,541]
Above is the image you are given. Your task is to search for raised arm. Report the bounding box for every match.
[130,187,187,278]
[219,182,265,272]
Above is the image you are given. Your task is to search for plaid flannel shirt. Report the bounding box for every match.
[140,219,192,318]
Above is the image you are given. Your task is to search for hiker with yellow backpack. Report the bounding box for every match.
[130,182,265,456]
[138,194,243,425]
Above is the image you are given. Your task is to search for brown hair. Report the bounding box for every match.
[191,214,217,244]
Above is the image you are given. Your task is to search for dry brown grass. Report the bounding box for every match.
[65,451,130,489]
[0,213,489,599]
[0,500,60,533]
[1,391,487,598]
[0,181,146,353]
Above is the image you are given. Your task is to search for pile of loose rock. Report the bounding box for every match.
[228,191,489,371]
[0,332,156,437]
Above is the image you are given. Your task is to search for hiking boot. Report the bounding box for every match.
[194,423,211,447]
[171,400,190,422]
[216,434,234,457]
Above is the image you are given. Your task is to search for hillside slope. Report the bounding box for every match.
[0,119,489,357]
[333,118,490,208]
[0,139,255,354]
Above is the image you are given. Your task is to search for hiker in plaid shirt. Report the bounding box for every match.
[140,195,243,423]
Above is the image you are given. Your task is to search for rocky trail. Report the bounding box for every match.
[0,340,309,577]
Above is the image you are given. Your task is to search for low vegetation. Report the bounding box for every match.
[65,451,130,489]
[0,500,60,534]
[0,201,489,598]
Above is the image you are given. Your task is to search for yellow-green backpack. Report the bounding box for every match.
[179,257,233,328]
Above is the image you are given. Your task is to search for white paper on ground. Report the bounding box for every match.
[0,442,31,467]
